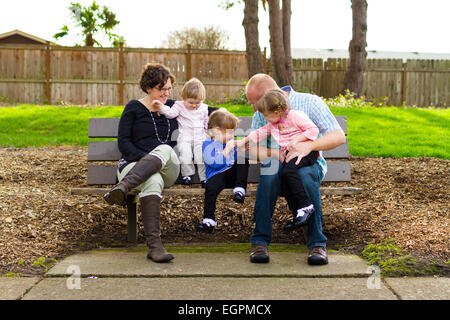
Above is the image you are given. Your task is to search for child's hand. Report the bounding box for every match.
[151,100,164,110]
[222,139,237,157]
[277,149,286,163]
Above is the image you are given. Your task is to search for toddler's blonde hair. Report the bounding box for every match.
[181,77,206,100]
[255,89,290,115]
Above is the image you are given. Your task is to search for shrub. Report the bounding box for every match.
[325,90,389,108]
[225,83,250,105]
[361,239,417,276]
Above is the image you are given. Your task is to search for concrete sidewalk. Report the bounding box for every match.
[1,245,449,300]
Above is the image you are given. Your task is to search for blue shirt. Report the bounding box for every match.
[202,138,236,181]
[250,86,341,179]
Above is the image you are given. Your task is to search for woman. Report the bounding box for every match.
[103,63,180,263]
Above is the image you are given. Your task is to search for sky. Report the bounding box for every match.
[1,0,449,54]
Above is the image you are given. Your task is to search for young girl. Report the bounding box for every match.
[197,108,249,232]
[224,89,319,229]
[153,78,208,186]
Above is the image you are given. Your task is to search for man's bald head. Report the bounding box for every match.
[245,74,279,110]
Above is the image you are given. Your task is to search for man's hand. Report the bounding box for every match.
[285,129,346,165]
[285,140,314,165]
[286,135,307,152]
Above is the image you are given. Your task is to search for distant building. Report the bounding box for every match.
[0,29,57,45]
[291,48,450,61]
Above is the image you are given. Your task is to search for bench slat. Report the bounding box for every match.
[88,139,349,161]
[87,165,117,185]
[89,118,120,138]
[88,141,121,161]
[72,186,363,196]
[87,161,350,185]
[89,116,347,138]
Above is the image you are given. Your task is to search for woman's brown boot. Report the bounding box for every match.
[103,154,162,206]
[140,195,174,263]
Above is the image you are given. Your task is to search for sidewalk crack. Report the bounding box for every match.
[18,277,45,300]
[381,278,402,300]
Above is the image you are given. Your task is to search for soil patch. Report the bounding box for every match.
[0,147,448,276]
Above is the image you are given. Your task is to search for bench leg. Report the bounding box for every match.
[126,196,138,243]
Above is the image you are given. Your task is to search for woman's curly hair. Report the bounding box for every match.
[139,63,176,93]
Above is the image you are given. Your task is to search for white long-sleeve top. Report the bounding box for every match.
[160,101,209,143]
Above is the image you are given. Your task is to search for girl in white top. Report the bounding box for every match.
[153,78,208,186]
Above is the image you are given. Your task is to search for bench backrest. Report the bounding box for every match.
[87,116,349,185]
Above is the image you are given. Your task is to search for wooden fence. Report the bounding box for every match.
[0,43,448,106]
[291,58,450,107]
[0,44,248,106]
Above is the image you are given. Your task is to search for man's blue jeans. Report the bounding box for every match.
[250,159,327,249]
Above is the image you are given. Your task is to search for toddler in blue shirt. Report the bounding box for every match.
[197,108,249,232]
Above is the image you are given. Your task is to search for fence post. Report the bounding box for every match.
[119,42,124,106]
[402,62,407,106]
[186,44,192,80]
[45,41,51,104]
[323,60,328,98]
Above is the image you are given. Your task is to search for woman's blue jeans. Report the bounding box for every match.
[250,158,327,249]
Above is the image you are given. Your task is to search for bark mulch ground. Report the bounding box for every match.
[0,147,448,276]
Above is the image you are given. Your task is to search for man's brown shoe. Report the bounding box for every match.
[307,246,328,265]
[250,244,269,263]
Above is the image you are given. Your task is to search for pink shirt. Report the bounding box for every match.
[248,109,319,152]
[161,101,209,142]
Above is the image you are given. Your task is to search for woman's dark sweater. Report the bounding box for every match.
[117,99,178,164]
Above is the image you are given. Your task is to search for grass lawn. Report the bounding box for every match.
[330,106,449,159]
[0,104,449,159]
[0,105,124,146]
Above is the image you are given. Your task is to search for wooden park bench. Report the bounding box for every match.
[71,115,361,242]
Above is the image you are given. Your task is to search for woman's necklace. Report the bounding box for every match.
[140,97,171,143]
[149,109,171,144]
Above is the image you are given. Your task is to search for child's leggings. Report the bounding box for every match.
[281,151,319,213]
[203,159,249,221]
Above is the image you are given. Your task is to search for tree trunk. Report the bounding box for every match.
[85,33,95,47]
[282,0,294,86]
[342,0,367,96]
[268,0,290,86]
[243,0,265,78]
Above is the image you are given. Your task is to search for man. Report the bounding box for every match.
[246,74,346,265]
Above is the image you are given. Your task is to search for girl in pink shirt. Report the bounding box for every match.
[154,78,208,186]
[224,89,319,228]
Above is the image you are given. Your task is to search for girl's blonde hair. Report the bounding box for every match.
[181,77,206,100]
[255,89,290,115]
[207,108,239,134]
